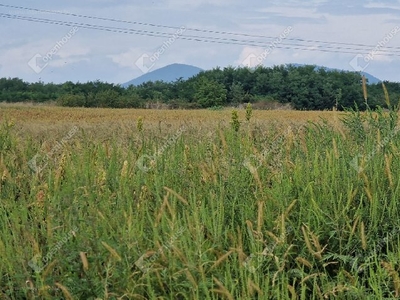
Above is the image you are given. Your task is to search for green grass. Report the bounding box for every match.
[1,108,400,299]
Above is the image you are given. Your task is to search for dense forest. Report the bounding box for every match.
[1,64,399,110]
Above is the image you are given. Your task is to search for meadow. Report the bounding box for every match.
[1,104,400,299]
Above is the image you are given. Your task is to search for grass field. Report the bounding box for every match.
[1,104,400,299]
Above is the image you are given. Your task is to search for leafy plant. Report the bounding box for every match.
[230,110,240,132]
[245,102,253,122]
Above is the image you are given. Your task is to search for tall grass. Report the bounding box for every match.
[1,106,400,299]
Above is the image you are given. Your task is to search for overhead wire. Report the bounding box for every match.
[1,3,400,51]
[0,5,399,57]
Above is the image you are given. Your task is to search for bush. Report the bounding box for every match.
[57,94,86,107]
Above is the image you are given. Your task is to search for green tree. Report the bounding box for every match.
[194,77,227,108]
[229,82,245,105]
[57,94,86,107]
[95,89,121,108]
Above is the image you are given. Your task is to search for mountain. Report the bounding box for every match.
[359,72,381,84]
[123,63,203,87]
[289,63,381,84]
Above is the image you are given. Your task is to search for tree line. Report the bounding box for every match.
[1,65,399,110]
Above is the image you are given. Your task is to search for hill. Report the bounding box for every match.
[122,63,203,87]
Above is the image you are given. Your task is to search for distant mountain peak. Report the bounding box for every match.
[123,63,203,87]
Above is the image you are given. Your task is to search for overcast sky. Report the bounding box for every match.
[0,0,400,84]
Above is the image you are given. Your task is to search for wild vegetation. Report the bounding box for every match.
[1,65,400,110]
[1,100,400,299]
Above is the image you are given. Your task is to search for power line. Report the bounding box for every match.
[1,3,400,52]
[2,12,397,55]
[1,12,400,58]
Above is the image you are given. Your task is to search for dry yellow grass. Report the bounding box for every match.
[0,104,345,135]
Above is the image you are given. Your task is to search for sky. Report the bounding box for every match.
[0,0,400,84]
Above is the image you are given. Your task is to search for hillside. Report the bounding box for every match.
[123,63,203,87]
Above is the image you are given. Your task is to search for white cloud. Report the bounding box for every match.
[56,45,90,59]
[108,48,144,69]
[50,57,90,67]
[364,2,400,10]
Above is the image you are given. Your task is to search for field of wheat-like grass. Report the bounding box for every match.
[1,104,400,299]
